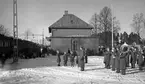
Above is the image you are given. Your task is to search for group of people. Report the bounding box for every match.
[104,42,145,75]
[56,47,88,71]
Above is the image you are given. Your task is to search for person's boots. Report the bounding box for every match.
[81,67,84,71]
[121,69,126,75]
[107,65,110,69]
[139,66,143,71]
[116,68,120,73]
[112,66,115,71]
[58,63,60,66]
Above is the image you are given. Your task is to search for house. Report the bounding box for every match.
[48,11,99,52]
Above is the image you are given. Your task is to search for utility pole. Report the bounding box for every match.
[42,28,44,46]
[13,0,18,63]
[111,4,114,52]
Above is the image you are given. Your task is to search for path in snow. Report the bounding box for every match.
[0,56,145,84]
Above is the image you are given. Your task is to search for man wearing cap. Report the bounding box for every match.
[79,47,85,71]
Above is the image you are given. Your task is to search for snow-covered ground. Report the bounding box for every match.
[0,56,145,84]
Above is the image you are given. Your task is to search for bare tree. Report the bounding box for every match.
[90,6,120,47]
[99,6,120,33]
[90,13,103,33]
[131,13,144,36]
[90,6,120,34]
[0,24,10,36]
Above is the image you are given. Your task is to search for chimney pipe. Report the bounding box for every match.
[64,10,68,15]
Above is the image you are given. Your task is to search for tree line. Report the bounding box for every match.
[89,6,145,47]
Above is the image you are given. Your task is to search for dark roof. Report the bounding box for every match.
[49,11,93,33]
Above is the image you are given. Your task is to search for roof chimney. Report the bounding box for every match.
[64,10,68,15]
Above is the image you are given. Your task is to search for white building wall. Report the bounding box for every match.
[52,29,92,37]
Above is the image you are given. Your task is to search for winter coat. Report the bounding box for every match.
[138,52,144,66]
[63,53,68,62]
[104,51,111,65]
[70,54,75,63]
[57,53,61,63]
[120,52,127,70]
[111,52,115,68]
[125,53,129,65]
[130,51,137,64]
[79,49,85,68]
[115,50,120,69]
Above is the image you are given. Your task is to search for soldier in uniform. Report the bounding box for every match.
[120,46,128,75]
[84,48,88,63]
[79,47,85,71]
[137,49,144,70]
[70,51,75,67]
[130,47,137,68]
[111,48,116,71]
[103,47,111,69]
[115,46,121,73]
[76,51,79,65]
[56,50,61,66]
[125,52,130,67]
[63,52,68,66]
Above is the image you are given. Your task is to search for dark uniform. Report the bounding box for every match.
[63,53,68,66]
[79,47,85,71]
[130,48,137,68]
[57,51,61,66]
[70,51,75,67]
[120,47,128,75]
[111,51,116,71]
[104,48,111,69]
[115,48,120,73]
[125,53,130,67]
[138,51,144,70]
[84,49,88,63]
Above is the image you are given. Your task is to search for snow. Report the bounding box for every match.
[0,56,145,84]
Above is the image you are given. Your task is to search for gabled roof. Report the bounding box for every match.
[49,11,93,33]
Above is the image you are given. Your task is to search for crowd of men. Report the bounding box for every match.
[56,42,145,75]
[104,42,145,75]
[56,47,88,71]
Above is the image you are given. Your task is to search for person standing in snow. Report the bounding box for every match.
[130,47,137,68]
[84,48,88,63]
[63,52,68,66]
[103,47,111,69]
[115,46,121,73]
[76,50,79,65]
[70,51,75,67]
[111,48,115,71]
[120,46,128,75]
[79,47,85,71]
[137,50,144,71]
[125,52,130,67]
[56,50,61,66]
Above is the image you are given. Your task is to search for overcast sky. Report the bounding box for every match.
[0,0,145,38]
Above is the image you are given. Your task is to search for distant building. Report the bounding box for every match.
[47,11,99,52]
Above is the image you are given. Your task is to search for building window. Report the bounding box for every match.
[4,41,9,47]
[0,41,3,47]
